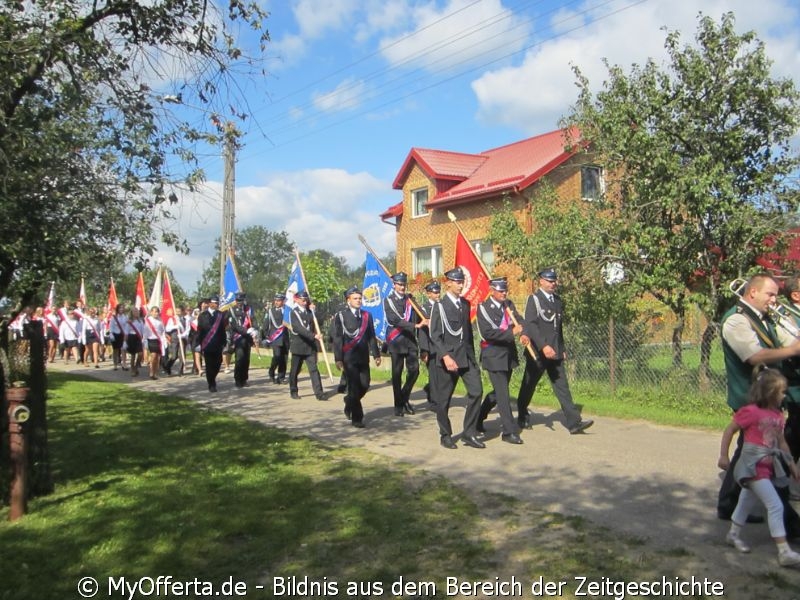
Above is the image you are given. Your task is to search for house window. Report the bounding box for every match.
[471,240,495,272]
[412,245,443,276]
[581,165,604,201]
[412,187,429,217]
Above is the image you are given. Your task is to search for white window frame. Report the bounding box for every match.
[412,245,443,277]
[471,240,495,272]
[411,187,429,217]
[581,165,604,201]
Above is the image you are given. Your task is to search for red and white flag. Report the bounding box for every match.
[78,277,87,306]
[161,269,177,330]
[148,266,163,311]
[134,272,147,317]
[44,281,56,315]
[454,230,490,321]
[106,279,119,322]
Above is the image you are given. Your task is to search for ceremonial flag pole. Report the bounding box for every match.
[161,267,184,363]
[357,234,426,319]
[447,210,536,360]
[134,272,147,317]
[293,249,334,383]
[78,277,87,308]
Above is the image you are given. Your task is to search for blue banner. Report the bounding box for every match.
[361,251,393,342]
[283,258,305,324]
[221,255,241,310]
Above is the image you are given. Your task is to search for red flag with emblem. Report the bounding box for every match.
[134,272,147,317]
[454,230,490,321]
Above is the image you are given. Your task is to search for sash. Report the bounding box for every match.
[128,320,143,339]
[386,296,413,343]
[144,316,166,353]
[341,311,370,353]
[61,316,79,338]
[736,302,778,348]
[44,312,59,332]
[112,314,126,335]
[201,312,224,351]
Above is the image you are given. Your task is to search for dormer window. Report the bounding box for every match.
[412,187,429,217]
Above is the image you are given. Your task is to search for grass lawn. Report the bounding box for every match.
[6,372,787,599]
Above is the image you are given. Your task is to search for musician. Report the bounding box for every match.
[718,273,800,532]
[418,280,441,404]
[332,286,381,428]
[228,292,257,388]
[288,290,326,401]
[383,272,424,416]
[197,295,228,392]
[517,268,593,435]
[428,267,484,450]
[476,277,527,444]
[263,293,289,384]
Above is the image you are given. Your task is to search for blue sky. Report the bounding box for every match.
[157,0,800,293]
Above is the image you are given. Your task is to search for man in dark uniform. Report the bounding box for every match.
[228,292,256,388]
[263,292,289,384]
[332,286,381,428]
[418,280,441,404]
[288,290,326,401]
[517,268,593,434]
[197,294,227,393]
[428,267,484,450]
[476,277,527,444]
[384,272,424,416]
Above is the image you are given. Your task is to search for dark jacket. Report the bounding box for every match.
[429,293,476,368]
[332,308,379,366]
[197,309,227,353]
[417,299,435,355]
[522,290,565,358]
[228,303,254,348]
[477,297,521,372]
[289,306,319,356]
[262,306,289,350]
[383,291,419,354]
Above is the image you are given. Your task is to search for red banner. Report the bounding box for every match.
[161,270,177,329]
[134,272,147,317]
[454,230,490,321]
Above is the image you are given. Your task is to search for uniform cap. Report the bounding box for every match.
[295,290,309,300]
[209,294,220,304]
[538,268,558,282]
[273,292,286,300]
[391,272,408,284]
[235,292,246,301]
[489,277,508,291]
[344,285,361,298]
[424,281,441,293]
[444,267,465,282]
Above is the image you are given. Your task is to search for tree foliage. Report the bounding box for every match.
[0,0,270,309]
[560,12,800,323]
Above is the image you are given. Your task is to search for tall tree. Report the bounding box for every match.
[560,12,800,372]
[0,1,270,309]
[196,227,294,305]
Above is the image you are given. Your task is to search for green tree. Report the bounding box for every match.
[0,0,270,309]
[560,12,800,373]
[196,227,294,306]
[300,249,353,306]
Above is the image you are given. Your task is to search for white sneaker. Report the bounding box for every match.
[725,532,751,553]
[778,548,800,567]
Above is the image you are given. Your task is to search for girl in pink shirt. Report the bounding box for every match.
[719,366,800,567]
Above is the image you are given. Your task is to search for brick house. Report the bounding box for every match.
[380,127,603,295]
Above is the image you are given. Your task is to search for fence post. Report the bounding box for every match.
[608,316,616,396]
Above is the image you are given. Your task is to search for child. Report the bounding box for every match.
[719,365,800,567]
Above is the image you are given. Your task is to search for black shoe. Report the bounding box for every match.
[476,420,486,434]
[569,419,594,435]
[290,392,300,400]
[517,414,532,430]
[352,421,365,429]
[337,384,347,394]
[403,402,415,415]
[394,407,404,417]
[209,385,217,393]
[344,406,352,420]
[461,435,486,449]
[271,376,279,384]
[440,435,457,449]
[502,433,523,445]
[316,393,328,401]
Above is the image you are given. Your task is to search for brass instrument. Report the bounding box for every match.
[728,278,800,337]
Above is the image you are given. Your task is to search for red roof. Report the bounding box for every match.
[388,127,581,214]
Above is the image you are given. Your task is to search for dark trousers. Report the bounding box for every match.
[480,370,519,435]
[389,351,419,407]
[162,335,184,374]
[234,343,251,385]
[343,360,370,424]
[786,403,800,461]
[517,357,581,430]
[289,353,324,398]
[269,347,287,381]
[204,350,223,388]
[429,357,482,438]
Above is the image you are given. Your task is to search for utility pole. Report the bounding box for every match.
[220,122,237,296]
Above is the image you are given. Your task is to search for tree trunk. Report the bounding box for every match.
[699,321,719,393]
[671,315,685,367]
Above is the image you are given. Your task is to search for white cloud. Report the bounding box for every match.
[157,169,396,293]
[471,0,800,134]
[379,0,530,72]
[312,78,367,112]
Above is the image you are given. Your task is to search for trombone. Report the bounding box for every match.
[729,278,800,338]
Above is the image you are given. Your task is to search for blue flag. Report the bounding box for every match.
[283,258,305,324]
[361,251,393,342]
[221,254,241,310]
